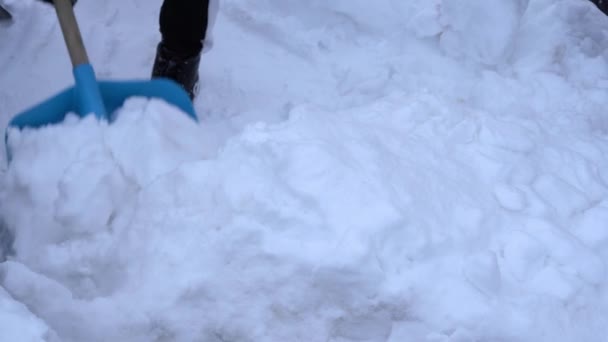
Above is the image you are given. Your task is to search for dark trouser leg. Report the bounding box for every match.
[159,0,210,57]
[153,0,210,99]
[591,0,608,16]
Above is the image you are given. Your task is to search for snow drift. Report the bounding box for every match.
[2,0,608,341]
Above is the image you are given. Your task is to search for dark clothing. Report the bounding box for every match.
[591,0,608,16]
[41,0,78,5]
[159,0,210,58]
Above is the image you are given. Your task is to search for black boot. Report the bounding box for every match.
[151,42,201,100]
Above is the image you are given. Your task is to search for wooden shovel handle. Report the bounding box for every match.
[54,0,89,67]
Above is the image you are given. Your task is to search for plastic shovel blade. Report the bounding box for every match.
[9,78,197,130]
[5,77,197,162]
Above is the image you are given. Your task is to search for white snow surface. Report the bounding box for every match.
[2,0,608,341]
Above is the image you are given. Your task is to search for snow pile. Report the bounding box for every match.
[2,0,608,341]
[3,89,608,340]
[0,287,51,341]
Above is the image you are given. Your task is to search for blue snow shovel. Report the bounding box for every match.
[5,0,197,161]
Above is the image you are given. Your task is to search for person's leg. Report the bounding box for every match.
[152,0,211,99]
[159,0,209,56]
[590,0,608,16]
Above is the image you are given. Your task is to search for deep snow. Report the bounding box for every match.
[2,0,608,341]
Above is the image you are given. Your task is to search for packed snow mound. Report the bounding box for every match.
[2,0,608,341]
[0,286,51,341]
[3,85,608,341]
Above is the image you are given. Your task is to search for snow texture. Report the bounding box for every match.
[2,0,608,341]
